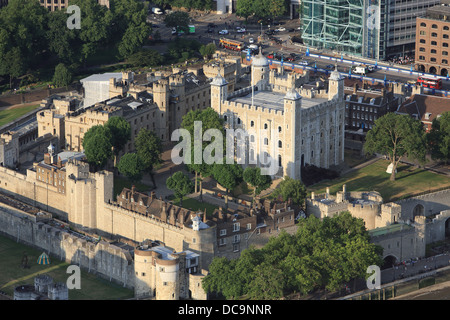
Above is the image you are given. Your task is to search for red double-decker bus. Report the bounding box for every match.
[417,75,442,89]
[219,38,244,51]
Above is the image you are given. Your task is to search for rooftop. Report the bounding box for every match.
[229,91,327,111]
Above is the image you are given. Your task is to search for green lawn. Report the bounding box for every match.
[168,195,219,216]
[307,159,450,202]
[113,175,152,200]
[0,104,40,127]
[0,235,133,300]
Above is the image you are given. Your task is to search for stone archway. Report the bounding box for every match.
[429,66,437,74]
[381,255,398,270]
[442,68,448,77]
[413,204,425,222]
[418,64,426,72]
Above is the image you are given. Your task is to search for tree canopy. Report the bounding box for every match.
[243,166,272,203]
[427,111,450,164]
[117,153,143,183]
[166,171,194,205]
[364,113,427,181]
[272,176,307,207]
[82,125,113,169]
[52,63,72,87]
[202,212,383,299]
[136,129,163,187]
[105,116,131,158]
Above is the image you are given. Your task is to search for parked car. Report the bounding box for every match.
[288,28,295,32]
[265,30,275,35]
[219,29,229,35]
[248,44,258,50]
[249,37,254,43]
[275,27,286,32]
[237,27,246,33]
[298,60,309,65]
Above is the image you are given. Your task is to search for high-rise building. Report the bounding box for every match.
[301,0,440,61]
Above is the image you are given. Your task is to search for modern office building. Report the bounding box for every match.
[415,2,450,75]
[301,0,440,61]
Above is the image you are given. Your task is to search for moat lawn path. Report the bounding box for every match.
[308,159,450,202]
[0,235,134,299]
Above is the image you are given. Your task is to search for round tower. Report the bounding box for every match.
[134,243,158,299]
[155,253,180,300]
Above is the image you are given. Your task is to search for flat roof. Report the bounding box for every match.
[230,91,327,111]
[80,73,122,83]
[369,223,413,237]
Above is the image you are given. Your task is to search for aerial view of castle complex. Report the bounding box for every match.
[1,0,450,307]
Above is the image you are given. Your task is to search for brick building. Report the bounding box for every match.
[415,2,450,76]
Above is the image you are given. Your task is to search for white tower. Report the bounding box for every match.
[251,48,270,92]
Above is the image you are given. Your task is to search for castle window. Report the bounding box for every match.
[250,121,254,127]
[278,140,282,148]
[278,126,282,133]
[264,123,268,129]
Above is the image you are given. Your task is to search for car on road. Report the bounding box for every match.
[275,27,286,32]
[298,60,309,65]
[249,37,254,43]
[325,64,334,70]
[218,30,229,35]
[236,27,246,33]
[367,65,375,72]
[290,53,301,60]
[267,53,274,59]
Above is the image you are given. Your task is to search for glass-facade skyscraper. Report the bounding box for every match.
[301,0,440,61]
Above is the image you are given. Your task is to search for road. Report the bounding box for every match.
[146,12,450,93]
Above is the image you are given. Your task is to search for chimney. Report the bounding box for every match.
[203,208,207,223]
[131,185,136,195]
[326,187,330,198]
[150,191,155,200]
[161,201,167,221]
[169,206,176,225]
[179,210,185,225]
[311,192,315,200]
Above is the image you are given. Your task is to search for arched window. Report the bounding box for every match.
[445,26,450,31]
[432,24,438,29]
[431,49,437,54]
[250,120,254,127]
[278,126,282,133]
[264,123,268,130]
[431,41,438,46]
[444,43,450,47]
[420,39,426,44]
[443,59,448,65]
[443,51,449,56]
[420,22,426,27]
[278,140,282,148]
[432,32,438,37]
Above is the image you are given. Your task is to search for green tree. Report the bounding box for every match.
[117,153,143,183]
[118,18,150,58]
[364,113,427,181]
[235,0,254,21]
[180,108,225,191]
[52,63,72,87]
[46,9,80,64]
[199,43,217,59]
[166,171,194,206]
[243,166,272,204]
[212,162,243,208]
[272,176,307,207]
[82,125,113,170]
[427,111,450,164]
[127,49,164,68]
[164,11,190,33]
[247,262,285,299]
[0,0,48,77]
[135,129,162,188]
[105,116,131,165]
